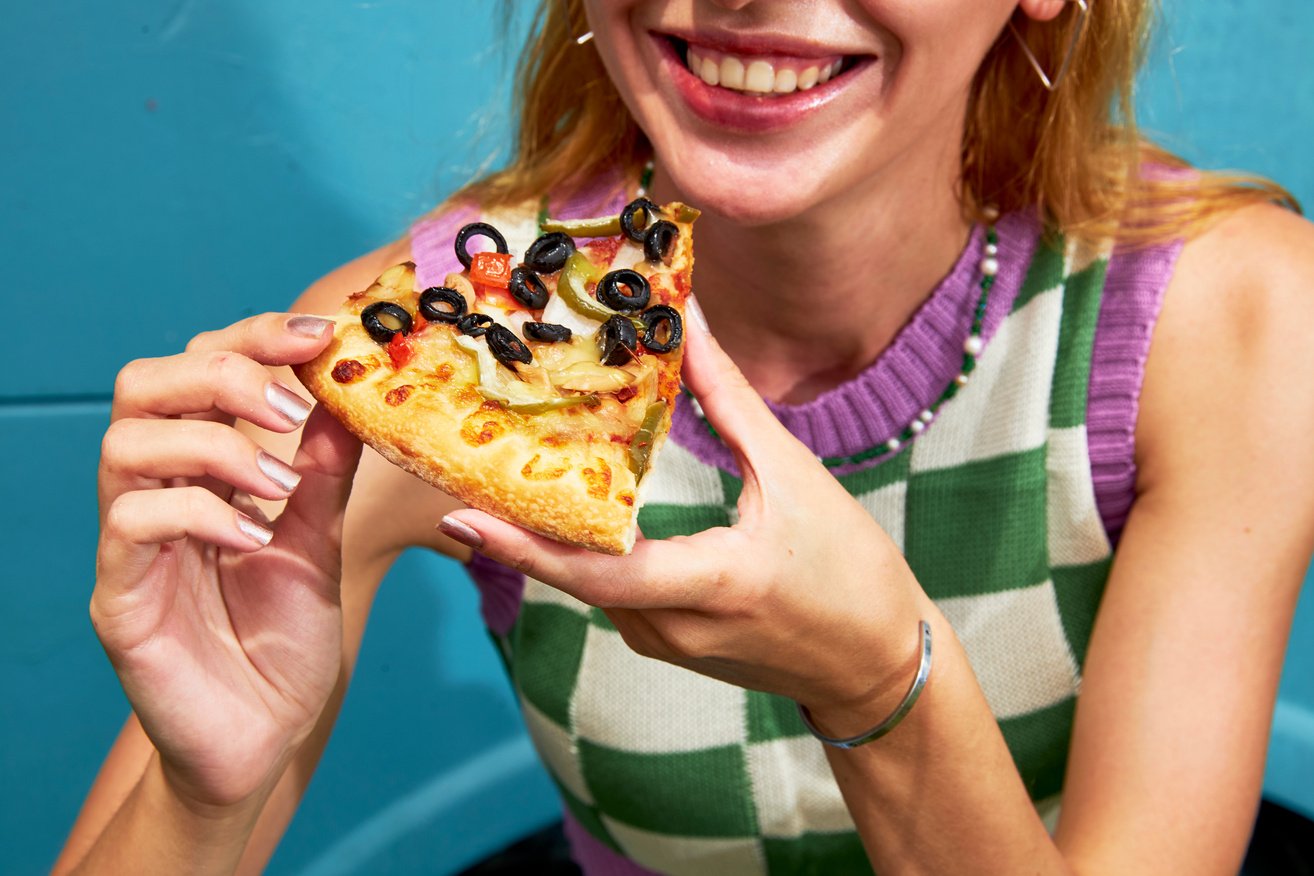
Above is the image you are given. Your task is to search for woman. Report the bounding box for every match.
[56,0,1314,873]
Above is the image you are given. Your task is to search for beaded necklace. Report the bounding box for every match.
[689,210,1000,469]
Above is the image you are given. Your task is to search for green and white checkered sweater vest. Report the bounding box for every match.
[485,228,1115,875]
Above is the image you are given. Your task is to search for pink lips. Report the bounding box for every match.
[653,34,865,134]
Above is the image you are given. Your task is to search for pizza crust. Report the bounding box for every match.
[298,320,643,554]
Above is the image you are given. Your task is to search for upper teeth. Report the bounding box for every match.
[686,48,843,95]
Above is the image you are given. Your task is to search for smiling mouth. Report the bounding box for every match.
[666,36,858,97]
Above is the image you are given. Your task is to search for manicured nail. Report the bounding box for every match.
[257,450,301,493]
[287,315,335,338]
[685,295,708,332]
[439,515,483,549]
[236,512,273,546]
[266,382,312,426]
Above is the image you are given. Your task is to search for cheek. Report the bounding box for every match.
[580,2,649,110]
[860,0,1011,67]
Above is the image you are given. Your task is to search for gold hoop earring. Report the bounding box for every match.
[1008,0,1089,91]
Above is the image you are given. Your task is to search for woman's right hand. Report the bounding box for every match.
[91,312,362,814]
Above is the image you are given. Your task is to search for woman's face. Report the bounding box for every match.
[583,0,1021,225]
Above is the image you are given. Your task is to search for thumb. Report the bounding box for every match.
[271,405,363,573]
[680,297,805,491]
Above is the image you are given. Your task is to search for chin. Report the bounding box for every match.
[679,184,821,227]
[654,138,856,227]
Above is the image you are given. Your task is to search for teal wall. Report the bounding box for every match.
[3,2,1311,873]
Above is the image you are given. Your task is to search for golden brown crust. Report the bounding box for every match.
[295,202,696,555]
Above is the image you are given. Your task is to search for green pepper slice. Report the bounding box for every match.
[557,251,616,323]
[628,400,667,480]
[558,252,648,335]
[672,204,701,224]
[504,394,600,415]
[540,215,623,238]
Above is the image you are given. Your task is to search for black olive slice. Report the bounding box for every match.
[620,198,660,244]
[418,286,467,323]
[598,314,639,366]
[596,269,651,313]
[454,222,510,270]
[640,305,683,353]
[486,324,533,369]
[508,267,550,309]
[643,220,679,265]
[361,301,413,345]
[524,322,572,343]
[523,232,576,274]
[457,313,494,337]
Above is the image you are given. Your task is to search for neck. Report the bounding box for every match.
[651,159,971,405]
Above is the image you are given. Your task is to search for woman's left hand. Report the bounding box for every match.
[440,302,927,720]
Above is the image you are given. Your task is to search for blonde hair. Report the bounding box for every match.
[461,0,1296,244]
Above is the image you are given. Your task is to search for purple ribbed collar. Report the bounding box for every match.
[671,211,1041,475]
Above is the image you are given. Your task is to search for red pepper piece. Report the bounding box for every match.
[387,331,415,369]
[470,251,514,288]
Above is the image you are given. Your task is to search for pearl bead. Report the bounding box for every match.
[886,438,901,452]
[910,419,925,434]
[955,373,970,387]
[984,243,998,257]
[690,398,705,419]
[963,335,984,356]
[980,257,999,276]
[982,205,1000,222]
[919,409,934,423]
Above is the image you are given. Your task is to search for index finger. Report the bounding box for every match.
[109,313,338,424]
[440,509,736,610]
[679,299,820,490]
[184,312,338,362]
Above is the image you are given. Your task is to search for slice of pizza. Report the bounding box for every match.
[295,199,697,555]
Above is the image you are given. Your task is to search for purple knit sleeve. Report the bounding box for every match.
[1087,237,1183,543]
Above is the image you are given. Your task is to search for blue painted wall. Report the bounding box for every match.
[3,1,1311,873]
[3,3,559,873]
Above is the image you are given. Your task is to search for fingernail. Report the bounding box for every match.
[439,515,483,549]
[236,512,273,546]
[267,382,313,426]
[287,315,335,338]
[257,450,301,493]
[685,295,708,332]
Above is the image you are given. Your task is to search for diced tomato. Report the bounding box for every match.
[387,331,415,369]
[470,251,514,288]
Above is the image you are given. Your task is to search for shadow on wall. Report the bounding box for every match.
[1,2,555,874]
